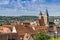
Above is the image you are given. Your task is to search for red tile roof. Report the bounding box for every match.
[15,24,36,35]
[2,25,13,31]
[0,27,10,33]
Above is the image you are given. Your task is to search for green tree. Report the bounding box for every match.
[34,30,51,40]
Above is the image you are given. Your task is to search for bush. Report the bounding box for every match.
[34,30,51,40]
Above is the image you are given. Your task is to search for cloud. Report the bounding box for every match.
[38,0,46,3]
[0,0,60,16]
[32,0,36,2]
[0,0,9,4]
[39,4,60,16]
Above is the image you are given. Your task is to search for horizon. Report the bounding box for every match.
[0,15,60,17]
[0,0,60,16]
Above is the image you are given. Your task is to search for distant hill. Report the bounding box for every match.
[0,16,38,21]
[49,16,60,22]
[0,16,60,25]
[0,16,38,25]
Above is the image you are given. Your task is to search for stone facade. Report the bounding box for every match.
[38,9,49,27]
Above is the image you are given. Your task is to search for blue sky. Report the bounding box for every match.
[0,0,60,16]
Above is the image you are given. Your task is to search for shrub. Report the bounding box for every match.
[34,30,51,40]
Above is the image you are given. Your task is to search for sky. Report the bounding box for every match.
[0,0,60,16]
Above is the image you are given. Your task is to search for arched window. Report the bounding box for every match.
[41,16,44,20]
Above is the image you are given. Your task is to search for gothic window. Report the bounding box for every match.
[39,22,45,26]
[40,23,43,26]
[41,16,44,20]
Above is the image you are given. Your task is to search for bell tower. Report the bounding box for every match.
[44,9,49,27]
[37,11,45,26]
[38,11,44,20]
[46,9,49,21]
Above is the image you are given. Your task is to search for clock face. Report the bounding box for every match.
[0,0,9,4]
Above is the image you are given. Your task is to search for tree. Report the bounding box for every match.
[34,30,51,40]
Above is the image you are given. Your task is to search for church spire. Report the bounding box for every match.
[46,9,49,17]
[46,9,49,27]
[39,11,43,15]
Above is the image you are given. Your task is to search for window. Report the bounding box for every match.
[8,39,11,40]
[41,16,44,19]
[40,23,44,26]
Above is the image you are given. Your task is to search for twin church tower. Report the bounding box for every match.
[37,9,49,27]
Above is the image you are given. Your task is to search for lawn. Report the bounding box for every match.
[50,37,60,40]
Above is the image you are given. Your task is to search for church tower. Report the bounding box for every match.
[44,9,49,27]
[38,11,44,19]
[46,9,49,21]
[37,11,45,26]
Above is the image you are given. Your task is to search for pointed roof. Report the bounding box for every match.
[15,24,36,35]
[39,11,43,15]
[46,9,49,16]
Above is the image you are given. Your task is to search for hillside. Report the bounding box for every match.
[0,16,59,25]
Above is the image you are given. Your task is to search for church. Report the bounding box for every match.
[36,9,49,27]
